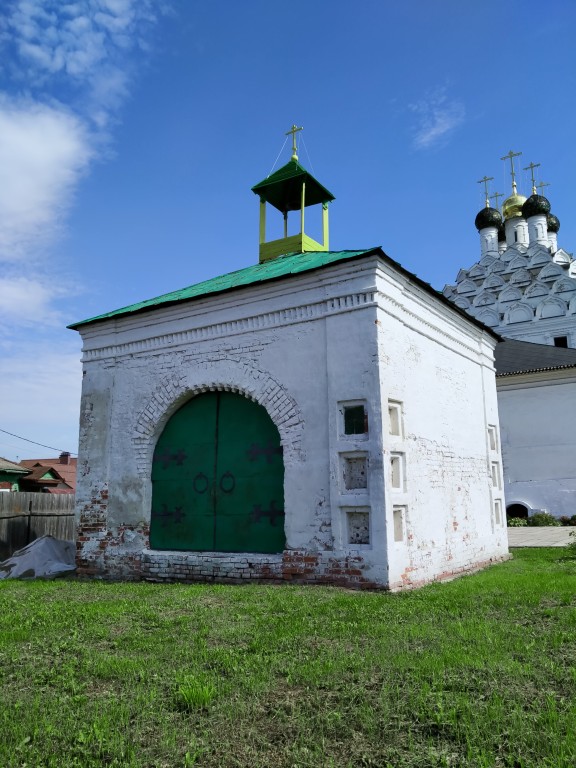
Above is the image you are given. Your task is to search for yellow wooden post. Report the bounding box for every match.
[259,198,266,244]
[322,203,329,249]
[300,181,305,235]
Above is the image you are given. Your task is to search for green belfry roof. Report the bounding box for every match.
[68,249,379,329]
[251,159,335,212]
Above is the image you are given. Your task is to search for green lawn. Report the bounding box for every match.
[0,548,575,768]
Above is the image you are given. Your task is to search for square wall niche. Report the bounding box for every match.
[339,401,368,439]
[340,453,368,491]
[343,507,371,547]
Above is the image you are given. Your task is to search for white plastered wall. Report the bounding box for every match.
[374,264,508,588]
[497,370,576,518]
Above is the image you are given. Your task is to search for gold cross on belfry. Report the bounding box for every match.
[286,124,303,160]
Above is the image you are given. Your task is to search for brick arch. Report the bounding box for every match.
[132,360,304,478]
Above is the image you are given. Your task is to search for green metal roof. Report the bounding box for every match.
[68,246,500,341]
[68,249,379,329]
[251,159,335,212]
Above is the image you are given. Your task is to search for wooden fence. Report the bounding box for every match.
[0,493,75,560]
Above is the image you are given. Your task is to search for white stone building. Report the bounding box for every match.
[70,149,508,589]
[495,340,576,520]
[443,153,576,520]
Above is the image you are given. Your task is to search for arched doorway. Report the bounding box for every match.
[150,391,285,553]
[506,503,528,521]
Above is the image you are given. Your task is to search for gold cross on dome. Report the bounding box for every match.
[500,149,522,193]
[477,175,494,207]
[536,181,550,196]
[491,191,504,212]
[285,124,303,160]
[523,161,541,194]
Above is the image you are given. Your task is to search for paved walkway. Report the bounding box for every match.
[507,527,575,547]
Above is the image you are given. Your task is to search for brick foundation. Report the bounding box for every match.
[140,549,380,589]
[75,523,381,589]
[76,526,510,592]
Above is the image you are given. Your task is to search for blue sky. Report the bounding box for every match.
[0,0,575,461]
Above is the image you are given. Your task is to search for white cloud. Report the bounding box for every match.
[0,343,83,458]
[0,276,75,330]
[0,96,93,263]
[0,0,170,304]
[5,0,165,116]
[0,1,170,459]
[409,88,465,150]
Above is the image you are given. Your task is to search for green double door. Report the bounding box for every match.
[150,391,285,553]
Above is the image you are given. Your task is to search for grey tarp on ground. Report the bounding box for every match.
[0,535,76,579]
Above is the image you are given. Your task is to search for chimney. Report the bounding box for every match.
[59,451,70,465]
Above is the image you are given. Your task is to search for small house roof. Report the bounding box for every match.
[20,457,77,491]
[21,466,63,483]
[0,457,30,475]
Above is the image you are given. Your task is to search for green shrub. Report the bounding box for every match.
[567,531,576,557]
[526,512,561,527]
[507,517,527,527]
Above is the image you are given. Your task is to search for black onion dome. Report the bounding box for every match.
[547,213,560,233]
[522,194,551,218]
[498,224,506,242]
[475,206,502,231]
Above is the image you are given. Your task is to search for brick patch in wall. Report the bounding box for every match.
[140,549,380,589]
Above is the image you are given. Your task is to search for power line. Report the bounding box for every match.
[0,428,77,456]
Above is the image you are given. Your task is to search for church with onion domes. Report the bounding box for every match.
[443,151,576,348]
[443,151,576,522]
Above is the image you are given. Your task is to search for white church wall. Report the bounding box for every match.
[373,267,507,588]
[497,370,576,518]
[324,306,388,584]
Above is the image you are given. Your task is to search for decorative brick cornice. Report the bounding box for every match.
[81,291,376,363]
